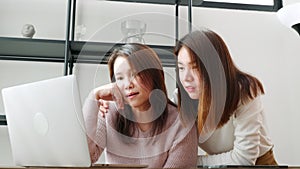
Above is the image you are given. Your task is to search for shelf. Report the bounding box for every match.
[0,37,176,67]
[107,0,282,11]
[0,37,65,62]
[72,41,176,67]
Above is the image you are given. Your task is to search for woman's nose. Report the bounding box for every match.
[124,78,134,89]
[183,69,194,82]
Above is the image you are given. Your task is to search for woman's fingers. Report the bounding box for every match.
[98,99,109,117]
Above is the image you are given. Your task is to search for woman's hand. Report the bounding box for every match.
[98,99,110,117]
[92,83,124,117]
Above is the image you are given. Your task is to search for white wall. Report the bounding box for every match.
[1,0,300,166]
[189,4,300,165]
[0,0,67,39]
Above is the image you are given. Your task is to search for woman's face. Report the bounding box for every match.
[177,46,201,99]
[113,56,151,111]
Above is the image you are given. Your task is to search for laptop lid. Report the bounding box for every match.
[2,75,91,167]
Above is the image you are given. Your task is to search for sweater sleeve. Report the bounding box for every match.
[199,96,263,165]
[163,124,198,168]
[82,93,105,163]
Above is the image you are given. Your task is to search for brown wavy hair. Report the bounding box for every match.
[175,29,264,133]
[108,43,175,137]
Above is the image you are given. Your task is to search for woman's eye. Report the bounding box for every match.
[116,76,123,81]
[178,66,184,71]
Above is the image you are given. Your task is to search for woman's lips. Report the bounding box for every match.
[185,86,195,93]
[126,92,139,99]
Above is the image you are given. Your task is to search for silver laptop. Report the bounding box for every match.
[2,75,91,167]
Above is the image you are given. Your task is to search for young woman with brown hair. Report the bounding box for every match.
[174,28,277,165]
[83,43,197,168]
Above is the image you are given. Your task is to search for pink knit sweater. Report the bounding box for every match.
[83,99,198,168]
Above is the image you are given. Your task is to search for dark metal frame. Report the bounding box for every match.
[0,38,175,66]
[64,0,282,73]
[107,0,282,11]
[64,0,73,75]
[197,0,282,12]
[0,115,7,125]
[0,0,283,74]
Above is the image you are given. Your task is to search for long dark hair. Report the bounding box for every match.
[108,43,174,137]
[175,29,264,133]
